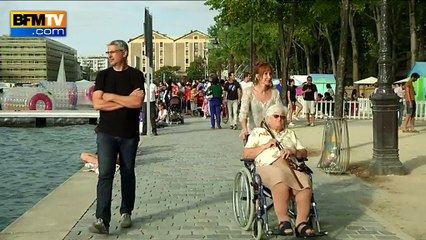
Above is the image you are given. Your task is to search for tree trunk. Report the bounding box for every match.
[304,44,311,74]
[409,0,417,68]
[319,44,324,73]
[276,52,282,78]
[373,6,381,45]
[418,3,425,61]
[229,54,235,73]
[349,7,359,84]
[293,42,299,73]
[419,25,425,61]
[324,26,337,75]
[335,0,349,118]
[278,0,297,105]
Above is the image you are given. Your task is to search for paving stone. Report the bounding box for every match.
[64,118,412,240]
[375,236,404,240]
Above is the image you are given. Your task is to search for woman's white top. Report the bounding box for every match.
[239,87,284,131]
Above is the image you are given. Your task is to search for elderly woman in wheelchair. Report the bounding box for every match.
[240,104,316,238]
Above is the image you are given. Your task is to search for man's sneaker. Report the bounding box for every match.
[120,213,132,228]
[89,218,109,234]
[288,122,295,127]
[310,123,315,127]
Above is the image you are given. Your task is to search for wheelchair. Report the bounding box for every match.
[232,158,327,239]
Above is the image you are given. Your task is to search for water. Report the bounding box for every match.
[0,125,97,231]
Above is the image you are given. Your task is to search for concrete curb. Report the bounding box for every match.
[0,169,97,240]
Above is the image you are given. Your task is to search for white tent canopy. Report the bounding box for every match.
[354,76,377,85]
[394,77,409,84]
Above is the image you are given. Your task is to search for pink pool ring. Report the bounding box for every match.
[28,93,53,110]
[87,85,95,102]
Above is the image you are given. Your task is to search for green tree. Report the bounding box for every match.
[154,66,180,84]
[186,57,205,80]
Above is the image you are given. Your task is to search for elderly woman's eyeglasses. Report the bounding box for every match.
[272,114,286,120]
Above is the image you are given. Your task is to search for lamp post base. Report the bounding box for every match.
[369,148,405,175]
[369,88,405,176]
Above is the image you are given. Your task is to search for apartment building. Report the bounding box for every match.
[0,36,80,84]
[77,56,109,72]
[128,30,209,75]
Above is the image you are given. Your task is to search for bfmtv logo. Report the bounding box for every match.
[10,11,67,37]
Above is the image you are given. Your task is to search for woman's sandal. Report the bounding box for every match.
[295,221,315,238]
[278,221,294,236]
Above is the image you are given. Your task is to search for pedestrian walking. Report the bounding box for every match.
[302,76,318,126]
[223,71,242,130]
[90,39,145,234]
[402,72,420,133]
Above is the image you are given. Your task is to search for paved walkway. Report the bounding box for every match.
[60,117,413,240]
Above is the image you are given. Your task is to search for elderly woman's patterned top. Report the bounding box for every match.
[245,127,304,166]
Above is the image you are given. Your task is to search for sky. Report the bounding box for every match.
[0,1,218,56]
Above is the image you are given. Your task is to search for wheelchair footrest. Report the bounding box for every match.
[314,231,328,237]
[268,230,328,237]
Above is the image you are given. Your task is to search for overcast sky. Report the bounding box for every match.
[1,1,218,56]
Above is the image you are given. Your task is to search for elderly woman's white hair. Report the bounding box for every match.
[265,104,288,118]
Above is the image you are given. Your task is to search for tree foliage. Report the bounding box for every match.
[154,66,180,83]
[205,0,426,85]
[186,57,205,81]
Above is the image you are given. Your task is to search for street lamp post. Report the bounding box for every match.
[368,0,405,175]
[203,46,208,79]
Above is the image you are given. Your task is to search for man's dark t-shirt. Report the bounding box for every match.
[224,81,241,100]
[302,83,318,101]
[95,67,145,138]
[288,85,297,102]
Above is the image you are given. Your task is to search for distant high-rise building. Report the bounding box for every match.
[0,36,80,84]
[128,30,209,76]
[77,56,109,72]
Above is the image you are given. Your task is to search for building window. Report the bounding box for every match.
[160,59,163,64]
[194,36,198,40]
[185,59,189,64]
[185,50,189,56]
[160,42,163,48]
[185,42,189,48]
[160,50,163,56]
[194,43,199,52]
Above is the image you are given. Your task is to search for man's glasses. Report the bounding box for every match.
[105,50,123,55]
[272,114,286,120]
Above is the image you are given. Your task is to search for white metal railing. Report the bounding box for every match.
[295,98,426,120]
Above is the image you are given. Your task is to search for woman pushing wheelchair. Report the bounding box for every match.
[243,104,315,237]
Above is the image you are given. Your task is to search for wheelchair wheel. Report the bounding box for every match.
[252,218,263,240]
[232,167,255,230]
